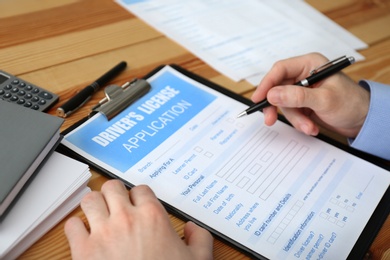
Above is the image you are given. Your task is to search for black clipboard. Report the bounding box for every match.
[58,64,390,260]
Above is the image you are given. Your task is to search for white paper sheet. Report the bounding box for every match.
[0,152,91,259]
[116,0,365,84]
[244,0,368,85]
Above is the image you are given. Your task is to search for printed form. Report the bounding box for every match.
[116,0,366,85]
[62,66,390,259]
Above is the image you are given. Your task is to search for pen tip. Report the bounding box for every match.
[237,111,247,118]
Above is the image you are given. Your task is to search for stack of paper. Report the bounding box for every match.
[0,101,64,218]
[0,152,91,259]
[116,0,367,85]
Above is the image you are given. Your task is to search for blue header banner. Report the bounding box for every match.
[65,68,216,172]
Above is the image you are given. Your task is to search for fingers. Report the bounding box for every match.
[252,53,328,103]
[80,191,109,225]
[267,85,324,110]
[81,181,160,224]
[262,106,279,126]
[184,222,214,258]
[262,103,319,135]
[251,53,329,128]
[266,85,324,135]
[129,184,160,207]
[64,217,89,249]
[80,180,131,226]
[100,180,131,215]
[101,182,162,213]
[261,84,322,130]
[279,107,319,136]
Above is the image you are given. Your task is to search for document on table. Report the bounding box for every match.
[269,0,367,50]
[0,152,91,260]
[116,0,366,85]
[61,66,389,259]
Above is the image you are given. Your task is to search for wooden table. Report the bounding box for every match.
[1,0,389,259]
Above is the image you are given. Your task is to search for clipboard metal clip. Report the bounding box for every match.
[91,79,151,120]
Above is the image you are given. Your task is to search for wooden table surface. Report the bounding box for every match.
[1,0,389,259]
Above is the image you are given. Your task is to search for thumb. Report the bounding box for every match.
[267,85,323,110]
[184,221,213,259]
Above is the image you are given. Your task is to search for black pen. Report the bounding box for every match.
[57,61,127,117]
[237,56,355,118]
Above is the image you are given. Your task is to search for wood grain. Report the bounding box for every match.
[0,0,388,259]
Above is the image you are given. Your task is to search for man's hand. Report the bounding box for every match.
[252,53,370,138]
[65,180,213,260]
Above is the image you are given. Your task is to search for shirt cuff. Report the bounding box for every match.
[348,80,390,160]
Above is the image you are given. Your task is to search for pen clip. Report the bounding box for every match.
[91,78,151,120]
[309,55,347,75]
